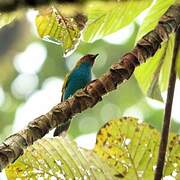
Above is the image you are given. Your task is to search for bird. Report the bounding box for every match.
[53,54,99,136]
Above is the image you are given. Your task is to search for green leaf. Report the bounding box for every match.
[83,0,152,42]
[135,34,175,101]
[35,7,81,56]
[94,117,180,179]
[0,12,20,29]
[5,137,118,179]
[135,0,176,100]
[159,34,175,91]
[136,0,175,40]
[134,43,165,101]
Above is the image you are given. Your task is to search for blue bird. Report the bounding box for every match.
[53,54,99,136]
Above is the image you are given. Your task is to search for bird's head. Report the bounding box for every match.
[78,54,99,67]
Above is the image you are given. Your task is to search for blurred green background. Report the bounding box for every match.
[0,10,180,143]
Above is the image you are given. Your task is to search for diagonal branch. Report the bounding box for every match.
[0,4,179,171]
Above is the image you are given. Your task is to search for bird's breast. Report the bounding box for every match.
[63,67,92,100]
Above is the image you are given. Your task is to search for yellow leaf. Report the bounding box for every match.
[94,117,180,179]
[35,7,81,56]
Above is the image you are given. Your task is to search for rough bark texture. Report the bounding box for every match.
[0,4,179,171]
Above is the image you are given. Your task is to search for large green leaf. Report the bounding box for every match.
[5,137,118,179]
[95,117,180,179]
[83,0,152,42]
[134,0,176,101]
[159,34,175,91]
[134,43,165,101]
[35,7,81,56]
[136,0,175,40]
[135,34,175,101]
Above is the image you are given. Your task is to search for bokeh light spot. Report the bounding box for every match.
[14,42,47,74]
[75,133,96,149]
[11,73,39,99]
[26,9,38,35]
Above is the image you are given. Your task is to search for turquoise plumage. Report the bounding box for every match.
[54,54,98,136]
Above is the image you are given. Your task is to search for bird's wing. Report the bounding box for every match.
[61,73,70,102]
[61,59,81,102]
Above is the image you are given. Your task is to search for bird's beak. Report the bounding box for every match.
[93,54,99,59]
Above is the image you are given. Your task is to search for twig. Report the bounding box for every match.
[154,26,180,180]
[0,4,179,171]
